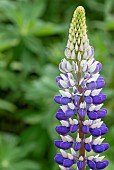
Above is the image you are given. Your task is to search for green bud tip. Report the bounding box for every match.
[65,6,89,60]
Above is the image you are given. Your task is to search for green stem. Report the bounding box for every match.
[77,70,86,170]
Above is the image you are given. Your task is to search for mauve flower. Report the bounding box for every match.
[54,6,109,170]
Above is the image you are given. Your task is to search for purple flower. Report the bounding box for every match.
[74,142,81,151]
[54,153,64,164]
[63,159,74,167]
[56,109,68,120]
[54,6,109,170]
[55,126,70,135]
[87,160,96,169]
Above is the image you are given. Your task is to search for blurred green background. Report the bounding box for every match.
[0,0,114,170]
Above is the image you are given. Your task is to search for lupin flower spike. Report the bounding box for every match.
[54,6,109,170]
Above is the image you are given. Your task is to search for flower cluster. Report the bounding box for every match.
[54,6,109,170]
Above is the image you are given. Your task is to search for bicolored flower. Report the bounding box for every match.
[54,6,109,170]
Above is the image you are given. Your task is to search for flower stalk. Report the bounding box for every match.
[54,6,109,170]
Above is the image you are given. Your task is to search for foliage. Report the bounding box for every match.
[0,0,114,170]
[0,133,39,170]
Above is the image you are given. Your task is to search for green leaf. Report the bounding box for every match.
[10,160,39,170]
[31,20,64,36]
[0,133,39,170]
[0,0,17,23]
[0,69,19,90]
[86,0,104,12]
[24,65,58,102]
[104,0,114,14]
[29,0,46,18]
[22,114,44,125]
[0,99,17,113]
[0,33,19,51]
[0,25,19,51]
[23,36,43,54]
[0,38,19,51]
[15,0,46,20]
[105,20,114,30]
[91,20,114,31]
[47,42,65,65]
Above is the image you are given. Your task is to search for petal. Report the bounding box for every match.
[82,125,89,134]
[56,126,70,135]
[97,109,107,118]
[96,160,109,169]
[93,94,107,104]
[84,96,93,104]
[54,96,61,104]
[54,153,64,165]
[97,62,102,71]
[86,81,96,90]
[56,76,62,83]
[84,143,92,152]
[65,109,76,118]
[92,144,104,153]
[87,111,98,120]
[74,142,81,151]
[54,140,62,148]
[96,77,105,89]
[61,97,72,105]
[89,128,101,137]
[63,159,74,167]
[100,125,108,135]
[87,160,96,169]
[56,109,68,120]
[77,161,84,169]
[60,141,73,150]
[102,143,110,151]
[74,95,80,102]
[78,109,86,117]
[70,124,79,133]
